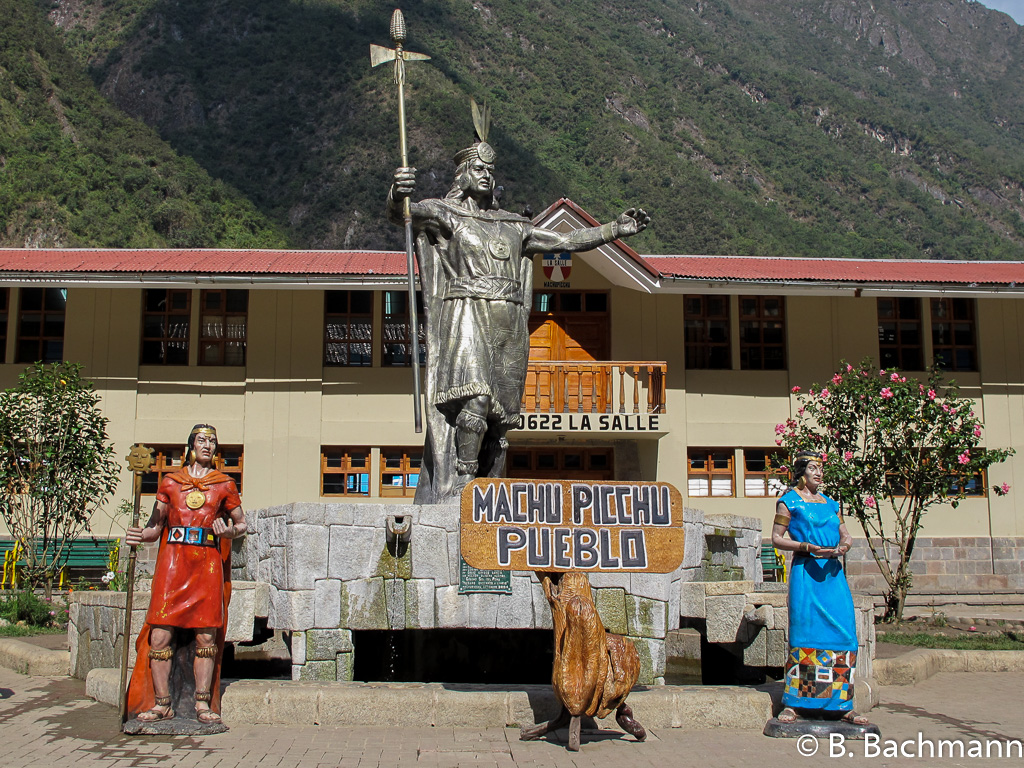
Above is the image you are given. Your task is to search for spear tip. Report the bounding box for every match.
[390,9,407,45]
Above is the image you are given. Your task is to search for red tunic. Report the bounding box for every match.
[146,470,240,628]
[126,469,240,721]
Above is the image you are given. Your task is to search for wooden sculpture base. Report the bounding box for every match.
[520,572,647,751]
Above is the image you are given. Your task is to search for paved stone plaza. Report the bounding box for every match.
[2,668,1021,768]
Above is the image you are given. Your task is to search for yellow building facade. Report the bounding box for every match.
[2,201,1023,596]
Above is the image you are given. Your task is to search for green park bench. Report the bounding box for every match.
[760,542,787,583]
[1,536,117,588]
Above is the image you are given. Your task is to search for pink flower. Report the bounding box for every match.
[942,404,950,413]
[820,387,830,398]
[928,389,936,400]
[900,376,907,383]
[879,369,886,375]
[890,372,900,382]
[1001,482,1011,494]
[880,387,893,398]
[843,451,854,461]
[820,453,828,463]
[775,423,785,435]
[791,386,801,393]
[865,495,876,508]
[775,438,783,446]
[958,451,970,465]
[832,373,843,385]
[797,406,805,416]
[846,364,854,372]
[973,425,982,438]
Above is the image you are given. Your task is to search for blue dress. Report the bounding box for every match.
[779,489,858,713]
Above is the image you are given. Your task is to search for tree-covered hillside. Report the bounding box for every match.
[0,0,286,247]
[22,0,1024,258]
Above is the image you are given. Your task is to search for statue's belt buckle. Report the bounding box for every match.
[488,240,511,260]
[168,526,217,547]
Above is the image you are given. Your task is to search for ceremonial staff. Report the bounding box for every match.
[118,443,155,725]
[372,8,430,432]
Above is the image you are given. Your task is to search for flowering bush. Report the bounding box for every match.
[776,358,1013,622]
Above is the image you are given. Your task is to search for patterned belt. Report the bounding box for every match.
[442,276,524,304]
[167,526,219,547]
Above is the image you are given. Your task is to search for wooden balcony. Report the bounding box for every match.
[522,361,667,415]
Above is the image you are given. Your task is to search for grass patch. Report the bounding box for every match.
[0,625,66,638]
[877,632,1024,651]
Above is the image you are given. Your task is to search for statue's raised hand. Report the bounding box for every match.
[616,208,650,237]
[392,167,417,199]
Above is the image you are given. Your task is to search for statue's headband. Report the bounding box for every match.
[453,141,496,167]
[190,426,217,439]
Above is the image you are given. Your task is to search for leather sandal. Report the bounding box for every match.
[136,695,174,722]
[842,711,870,726]
[777,707,799,723]
[195,690,222,724]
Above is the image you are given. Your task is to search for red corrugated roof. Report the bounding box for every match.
[0,249,409,275]
[647,255,1024,286]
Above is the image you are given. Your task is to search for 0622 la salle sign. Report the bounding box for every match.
[514,412,663,432]
[460,478,685,573]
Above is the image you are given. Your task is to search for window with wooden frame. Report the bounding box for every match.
[739,295,786,370]
[931,298,977,372]
[324,290,373,367]
[200,289,248,366]
[743,449,788,497]
[141,289,191,365]
[140,444,244,494]
[0,288,8,363]
[531,291,609,314]
[687,448,735,497]
[380,447,422,497]
[321,447,370,496]
[877,298,923,371]
[506,447,614,480]
[16,287,67,364]
[952,467,987,497]
[684,295,730,369]
[382,290,425,367]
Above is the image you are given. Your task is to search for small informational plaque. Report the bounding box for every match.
[460,478,685,573]
[458,558,512,594]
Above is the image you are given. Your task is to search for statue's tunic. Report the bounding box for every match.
[417,199,534,425]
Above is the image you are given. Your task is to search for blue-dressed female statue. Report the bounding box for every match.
[771,450,870,726]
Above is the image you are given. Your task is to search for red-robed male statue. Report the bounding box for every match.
[124,424,246,730]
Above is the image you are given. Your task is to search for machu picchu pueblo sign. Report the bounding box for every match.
[460,479,685,573]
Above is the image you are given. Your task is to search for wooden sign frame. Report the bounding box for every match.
[460,478,684,573]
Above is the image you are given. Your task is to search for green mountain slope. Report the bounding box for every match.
[32,0,1024,258]
[0,0,286,248]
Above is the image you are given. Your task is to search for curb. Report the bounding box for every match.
[0,639,70,677]
[874,649,1024,686]
[86,668,773,729]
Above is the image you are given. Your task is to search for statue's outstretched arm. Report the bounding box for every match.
[525,208,650,253]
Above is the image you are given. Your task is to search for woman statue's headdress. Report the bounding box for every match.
[453,99,495,166]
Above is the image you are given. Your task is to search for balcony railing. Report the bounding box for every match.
[522,361,667,415]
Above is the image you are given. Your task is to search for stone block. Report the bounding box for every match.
[226,584,257,642]
[306,628,353,661]
[435,585,469,627]
[704,580,755,595]
[384,577,406,630]
[269,681,320,722]
[342,578,388,630]
[586,573,630,589]
[286,524,329,589]
[630,572,676,601]
[743,626,767,666]
[705,593,748,643]
[328,525,385,581]
[628,636,665,684]
[85,667,120,707]
[506,687,562,728]
[447,532,461,585]
[265,515,287,547]
[289,502,327,525]
[679,581,706,619]
[220,680,271,724]
[531,582,553,630]
[291,631,306,665]
[336,651,354,681]
[410,524,450,583]
[744,604,773,627]
[767,628,788,667]
[594,588,628,635]
[311,581,344,630]
[406,578,435,629]
[276,590,315,630]
[664,628,702,686]
[297,660,337,681]
[434,687,509,727]
[626,595,667,639]
[667,577,680,631]
[502,575,535,629]
[467,592,500,628]
[416,501,460,532]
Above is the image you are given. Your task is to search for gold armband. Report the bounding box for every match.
[799,541,810,553]
[148,647,174,661]
[774,513,790,527]
[195,645,218,659]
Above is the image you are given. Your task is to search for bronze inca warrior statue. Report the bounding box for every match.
[388,104,650,504]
